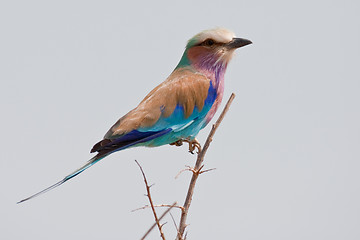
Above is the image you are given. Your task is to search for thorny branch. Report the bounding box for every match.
[135,93,235,239]
[141,202,177,240]
[135,160,166,240]
[177,93,236,239]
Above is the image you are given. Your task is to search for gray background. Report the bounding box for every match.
[1,0,359,239]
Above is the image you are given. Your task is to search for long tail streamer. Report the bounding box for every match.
[17,155,103,204]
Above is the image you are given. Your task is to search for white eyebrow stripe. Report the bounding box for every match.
[193,28,235,45]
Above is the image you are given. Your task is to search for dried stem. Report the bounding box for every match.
[141,202,177,240]
[132,204,184,212]
[177,93,236,239]
[169,212,181,239]
[135,160,166,240]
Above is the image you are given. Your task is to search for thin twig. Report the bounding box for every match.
[177,93,236,239]
[199,167,217,174]
[175,165,193,179]
[135,160,166,240]
[170,212,181,239]
[141,202,177,240]
[132,204,184,212]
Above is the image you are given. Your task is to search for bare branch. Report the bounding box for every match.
[199,167,217,174]
[175,165,195,179]
[141,202,177,240]
[170,212,181,240]
[132,204,184,212]
[177,93,236,239]
[135,160,166,240]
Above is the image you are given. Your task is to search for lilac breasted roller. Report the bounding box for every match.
[18,28,252,203]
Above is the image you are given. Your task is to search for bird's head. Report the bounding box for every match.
[176,28,252,72]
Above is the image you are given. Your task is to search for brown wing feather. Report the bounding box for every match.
[103,68,210,139]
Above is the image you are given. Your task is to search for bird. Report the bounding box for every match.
[18,28,252,203]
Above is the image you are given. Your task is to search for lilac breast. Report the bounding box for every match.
[201,64,227,124]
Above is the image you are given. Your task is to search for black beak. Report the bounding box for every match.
[226,37,252,49]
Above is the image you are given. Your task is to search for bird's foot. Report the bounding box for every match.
[183,138,202,154]
[170,140,183,147]
[170,138,201,154]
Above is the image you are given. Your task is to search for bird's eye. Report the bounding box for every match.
[203,39,215,46]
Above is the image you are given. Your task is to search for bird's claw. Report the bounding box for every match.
[170,138,202,154]
[183,138,201,154]
[170,140,183,147]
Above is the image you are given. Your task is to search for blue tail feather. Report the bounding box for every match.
[17,128,172,203]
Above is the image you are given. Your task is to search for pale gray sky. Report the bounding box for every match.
[1,0,359,239]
